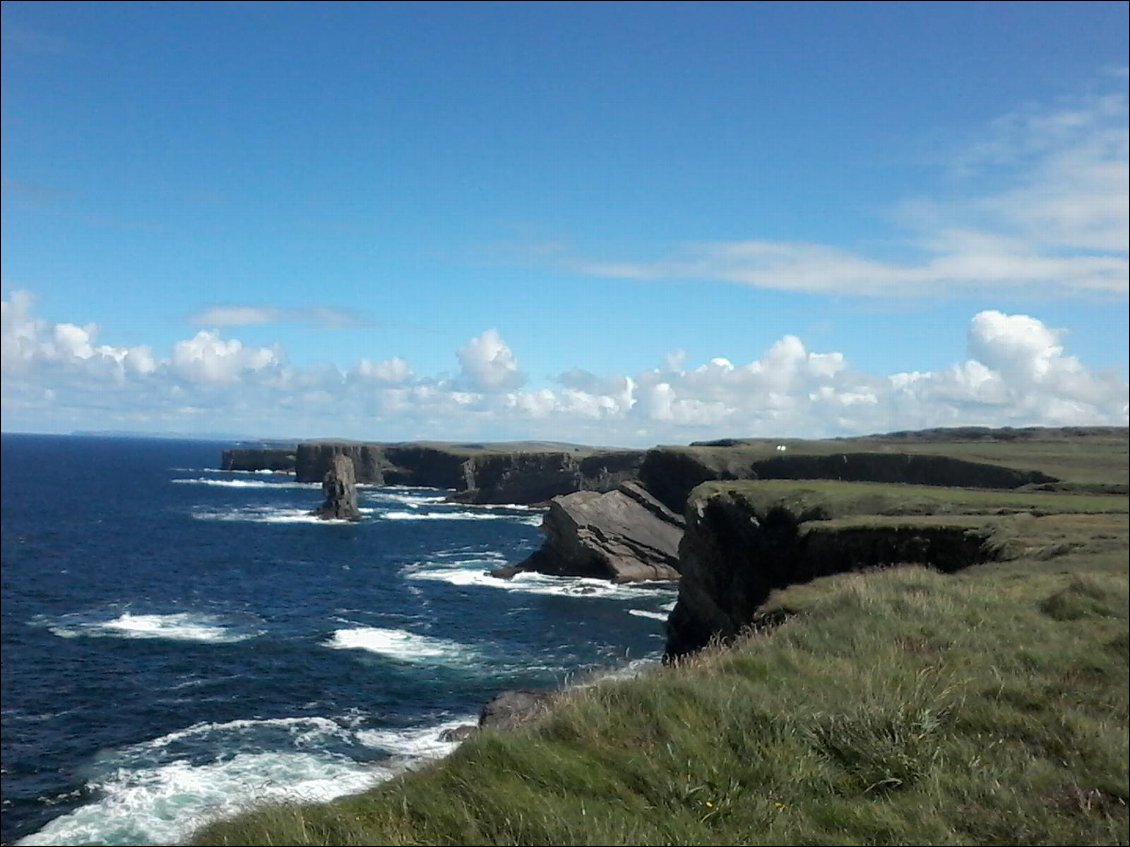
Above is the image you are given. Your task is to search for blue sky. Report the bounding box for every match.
[3,1,1127,446]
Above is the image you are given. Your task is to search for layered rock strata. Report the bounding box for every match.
[495,481,684,583]
[292,442,644,505]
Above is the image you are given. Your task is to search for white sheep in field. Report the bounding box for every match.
[775,444,788,452]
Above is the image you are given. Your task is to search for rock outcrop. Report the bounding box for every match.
[498,481,684,583]
[664,481,1002,661]
[312,454,362,521]
[477,689,555,731]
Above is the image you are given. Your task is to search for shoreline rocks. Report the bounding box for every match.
[494,481,684,584]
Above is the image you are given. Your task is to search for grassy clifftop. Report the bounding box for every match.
[192,552,1128,845]
[191,429,1129,846]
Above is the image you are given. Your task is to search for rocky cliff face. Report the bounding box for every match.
[221,448,296,472]
[453,450,644,505]
[502,481,684,583]
[312,453,362,521]
[291,442,643,505]
[665,484,998,660]
[639,447,1057,514]
[296,443,393,484]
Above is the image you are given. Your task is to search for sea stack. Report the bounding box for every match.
[312,454,362,521]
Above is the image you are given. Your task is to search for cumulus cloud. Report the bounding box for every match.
[887,310,1122,423]
[170,331,281,385]
[2,290,156,380]
[568,84,1129,299]
[2,289,1125,443]
[456,328,525,392]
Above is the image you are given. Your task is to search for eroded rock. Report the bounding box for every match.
[312,453,361,521]
[478,689,555,731]
[497,481,684,583]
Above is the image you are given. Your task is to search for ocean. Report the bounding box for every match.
[0,434,676,846]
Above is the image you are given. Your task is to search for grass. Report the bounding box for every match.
[692,478,1129,518]
[192,550,1129,845]
[670,427,1130,487]
[192,430,1129,845]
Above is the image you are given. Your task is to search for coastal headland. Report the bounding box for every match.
[197,425,1129,846]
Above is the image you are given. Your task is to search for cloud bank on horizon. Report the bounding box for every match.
[1,4,1126,445]
[3,289,1125,446]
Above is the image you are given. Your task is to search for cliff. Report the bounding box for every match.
[290,441,644,505]
[639,446,1058,514]
[221,447,296,472]
[452,449,643,505]
[665,478,1129,660]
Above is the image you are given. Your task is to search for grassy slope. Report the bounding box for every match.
[192,431,1129,846]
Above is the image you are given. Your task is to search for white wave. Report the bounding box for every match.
[144,716,354,750]
[171,468,284,475]
[627,609,669,622]
[171,477,316,490]
[48,612,258,644]
[379,509,542,526]
[356,715,477,760]
[192,506,356,525]
[465,502,538,511]
[373,491,451,507]
[325,627,476,665]
[430,550,510,566]
[406,564,676,601]
[15,750,386,847]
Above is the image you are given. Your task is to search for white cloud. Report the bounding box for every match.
[170,331,281,385]
[568,83,1129,300]
[967,310,1064,382]
[2,290,157,381]
[2,290,1125,444]
[189,306,283,328]
[456,328,525,392]
[356,356,413,384]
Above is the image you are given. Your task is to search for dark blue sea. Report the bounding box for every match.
[0,434,675,846]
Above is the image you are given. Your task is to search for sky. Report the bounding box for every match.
[2,1,1127,447]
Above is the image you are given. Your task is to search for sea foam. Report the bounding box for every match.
[191,506,359,525]
[405,563,674,602]
[47,612,259,644]
[15,750,385,846]
[379,509,543,526]
[10,711,475,846]
[325,627,477,665]
[171,477,316,490]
